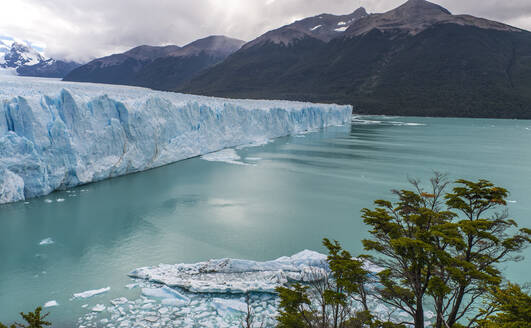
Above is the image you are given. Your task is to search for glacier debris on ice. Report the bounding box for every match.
[0,75,352,204]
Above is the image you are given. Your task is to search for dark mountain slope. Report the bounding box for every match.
[182,0,531,118]
[63,36,244,89]
[17,59,81,78]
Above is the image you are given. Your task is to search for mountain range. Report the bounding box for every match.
[0,38,80,78]
[10,0,531,118]
[63,35,245,90]
[181,0,531,118]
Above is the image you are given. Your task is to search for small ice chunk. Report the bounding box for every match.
[236,138,271,149]
[142,286,190,302]
[73,287,111,299]
[91,304,106,312]
[39,238,54,246]
[44,199,53,203]
[44,300,59,308]
[125,283,138,289]
[212,298,247,313]
[141,303,154,310]
[201,149,248,166]
[111,297,128,306]
[56,198,65,202]
[161,299,187,307]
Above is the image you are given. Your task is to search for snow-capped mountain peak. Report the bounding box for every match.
[3,41,45,68]
[0,36,80,78]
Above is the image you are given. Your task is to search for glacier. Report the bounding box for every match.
[0,75,352,204]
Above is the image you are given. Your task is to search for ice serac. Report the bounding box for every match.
[0,76,352,204]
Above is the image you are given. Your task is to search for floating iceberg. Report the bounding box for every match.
[129,250,329,294]
[43,300,58,308]
[0,75,352,204]
[201,148,248,165]
[141,286,190,303]
[38,237,54,246]
[73,286,111,299]
[91,304,106,312]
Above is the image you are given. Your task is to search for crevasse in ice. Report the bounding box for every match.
[0,76,352,204]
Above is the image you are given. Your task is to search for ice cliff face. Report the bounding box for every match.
[0,76,352,204]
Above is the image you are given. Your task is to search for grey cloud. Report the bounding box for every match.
[0,0,530,62]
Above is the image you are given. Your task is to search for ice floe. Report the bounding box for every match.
[91,304,106,312]
[39,238,54,246]
[73,287,111,299]
[201,149,249,166]
[43,300,58,308]
[352,116,426,127]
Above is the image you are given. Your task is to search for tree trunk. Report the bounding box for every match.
[447,286,466,327]
[434,297,443,328]
[415,300,425,328]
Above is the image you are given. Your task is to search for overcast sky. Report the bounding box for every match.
[1,0,530,62]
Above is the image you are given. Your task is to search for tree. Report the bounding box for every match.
[276,176,528,328]
[361,174,530,328]
[276,239,403,328]
[435,179,529,328]
[276,283,312,328]
[0,307,51,328]
[476,283,531,328]
[241,293,265,328]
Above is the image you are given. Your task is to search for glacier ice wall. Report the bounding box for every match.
[0,76,352,204]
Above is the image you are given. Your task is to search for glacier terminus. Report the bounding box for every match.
[0,76,352,204]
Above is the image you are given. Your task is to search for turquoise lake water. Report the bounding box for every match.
[0,116,530,326]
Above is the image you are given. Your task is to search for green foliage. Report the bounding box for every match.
[276,284,312,328]
[275,175,529,328]
[324,238,372,312]
[0,322,15,328]
[360,174,530,328]
[477,283,531,328]
[276,239,404,328]
[0,307,51,328]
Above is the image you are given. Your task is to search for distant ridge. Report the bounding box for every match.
[63,35,245,90]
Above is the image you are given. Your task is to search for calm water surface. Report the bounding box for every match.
[1,116,530,325]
